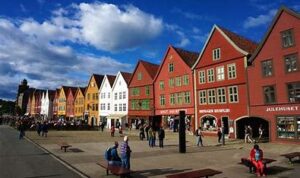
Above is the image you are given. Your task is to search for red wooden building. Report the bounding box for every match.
[128,60,159,127]
[192,25,257,138]
[154,46,199,131]
[66,87,77,120]
[248,7,300,143]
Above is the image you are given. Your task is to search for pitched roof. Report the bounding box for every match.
[140,60,160,79]
[249,6,300,63]
[219,26,258,54]
[173,47,199,68]
[93,74,105,88]
[80,87,86,96]
[120,72,132,85]
[106,75,116,87]
[68,87,77,96]
[62,86,77,96]
[48,90,56,100]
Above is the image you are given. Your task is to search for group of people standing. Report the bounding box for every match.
[245,125,264,143]
[138,125,165,148]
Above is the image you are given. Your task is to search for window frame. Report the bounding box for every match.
[216,66,225,81]
[284,53,299,73]
[198,70,206,84]
[263,85,276,104]
[281,29,295,48]
[228,86,239,103]
[199,90,207,105]
[227,63,237,79]
[213,48,221,61]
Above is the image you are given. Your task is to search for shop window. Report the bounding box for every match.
[199,90,206,105]
[227,63,236,79]
[199,70,206,84]
[287,82,300,103]
[216,66,225,81]
[263,85,276,104]
[202,116,217,131]
[285,53,298,73]
[207,68,214,82]
[277,116,299,139]
[262,60,273,77]
[281,29,294,48]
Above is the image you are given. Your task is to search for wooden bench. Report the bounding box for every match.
[166,168,222,178]
[281,152,300,163]
[97,161,131,178]
[241,157,276,173]
[58,142,72,152]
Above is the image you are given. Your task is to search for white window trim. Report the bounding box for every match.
[227,63,237,79]
[198,70,206,84]
[207,89,216,104]
[228,86,239,103]
[217,87,226,104]
[207,68,215,83]
[199,90,207,105]
[216,66,225,81]
[213,48,221,61]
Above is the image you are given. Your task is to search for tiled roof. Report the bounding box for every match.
[219,26,258,54]
[140,60,160,79]
[120,72,132,85]
[106,75,116,87]
[62,86,77,96]
[80,87,86,96]
[173,47,199,68]
[48,90,56,100]
[93,74,105,88]
[69,87,77,96]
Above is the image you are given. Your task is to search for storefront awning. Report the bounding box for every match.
[106,114,126,119]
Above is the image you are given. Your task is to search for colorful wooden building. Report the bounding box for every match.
[128,60,159,128]
[52,88,60,120]
[66,87,77,120]
[58,86,76,120]
[154,46,199,131]
[248,7,300,143]
[74,87,86,121]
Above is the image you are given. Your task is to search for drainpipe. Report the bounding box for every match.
[193,69,198,131]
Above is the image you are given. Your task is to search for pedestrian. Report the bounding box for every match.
[111,126,115,137]
[145,125,150,140]
[101,122,105,132]
[158,127,165,148]
[139,125,145,140]
[152,130,156,147]
[217,128,222,143]
[248,125,254,143]
[244,125,250,143]
[120,136,132,169]
[148,127,153,147]
[257,125,264,143]
[105,141,122,166]
[18,121,25,139]
[195,127,204,147]
[42,121,48,137]
[250,144,266,177]
[36,122,42,136]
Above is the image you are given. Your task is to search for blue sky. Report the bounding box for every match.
[0,0,299,100]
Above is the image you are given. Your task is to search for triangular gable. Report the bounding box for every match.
[112,71,132,90]
[85,74,104,94]
[249,6,300,63]
[128,60,159,86]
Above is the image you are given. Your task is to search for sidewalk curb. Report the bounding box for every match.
[24,136,90,178]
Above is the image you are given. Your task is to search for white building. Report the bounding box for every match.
[98,75,116,128]
[106,72,132,129]
[41,90,55,120]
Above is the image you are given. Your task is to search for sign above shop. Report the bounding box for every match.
[199,109,230,113]
[159,109,188,115]
[266,106,299,112]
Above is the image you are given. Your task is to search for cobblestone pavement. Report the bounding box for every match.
[26,128,300,178]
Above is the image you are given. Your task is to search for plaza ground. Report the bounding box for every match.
[24,128,300,178]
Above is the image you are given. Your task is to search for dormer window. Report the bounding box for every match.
[213,48,221,60]
[168,63,174,72]
[281,29,294,48]
[137,72,142,80]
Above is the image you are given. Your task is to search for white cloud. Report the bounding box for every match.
[243,9,277,29]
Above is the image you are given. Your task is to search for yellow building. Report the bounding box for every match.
[74,87,86,120]
[84,74,104,126]
[58,86,76,119]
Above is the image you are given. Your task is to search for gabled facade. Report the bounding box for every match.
[74,87,86,120]
[30,89,36,115]
[193,25,257,138]
[26,89,35,115]
[99,75,116,127]
[84,74,104,126]
[248,7,300,143]
[52,88,60,120]
[128,60,159,127]
[66,87,77,120]
[154,46,199,131]
[107,72,132,128]
[58,86,76,119]
[41,90,55,120]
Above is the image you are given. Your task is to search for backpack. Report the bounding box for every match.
[104,147,112,161]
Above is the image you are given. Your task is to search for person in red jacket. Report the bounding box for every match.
[250,144,265,177]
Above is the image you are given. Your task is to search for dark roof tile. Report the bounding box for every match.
[173,47,199,68]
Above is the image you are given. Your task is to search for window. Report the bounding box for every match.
[198,70,205,84]
[96,93,98,100]
[102,104,105,110]
[217,88,226,104]
[114,93,117,100]
[123,103,126,111]
[169,78,175,87]
[119,92,122,99]
[141,100,150,110]
[202,116,217,131]
[287,82,300,103]
[123,91,126,99]
[137,72,142,80]
[131,88,140,96]
[207,89,216,104]
[207,68,214,82]
[184,92,191,104]
[175,77,182,86]
[168,63,174,72]
[119,104,122,111]
[183,75,189,85]
[103,93,105,99]
[281,29,294,48]
[87,93,90,100]
[285,54,298,73]
[160,95,165,106]
[277,116,300,139]
[199,90,206,105]
[170,93,175,105]
[227,63,236,79]
[108,93,110,98]
[228,86,238,103]
[145,86,150,96]
[107,103,110,110]
[176,93,183,105]
[263,86,276,104]
[114,104,117,111]
[159,81,165,90]
[213,48,221,60]
[262,60,273,77]
[216,66,225,81]
[96,104,98,111]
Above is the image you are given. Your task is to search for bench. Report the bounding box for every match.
[97,161,131,178]
[281,152,300,163]
[241,157,276,173]
[166,168,222,178]
[58,142,72,152]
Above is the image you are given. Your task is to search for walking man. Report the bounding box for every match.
[158,127,165,148]
[195,127,204,146]
[120,136,132,169]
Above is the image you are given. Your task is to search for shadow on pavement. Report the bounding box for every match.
[267,166,293,175]
[132,168,192,178]
[24,174,62,178]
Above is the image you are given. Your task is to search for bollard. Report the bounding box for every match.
[179,111,186,153]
